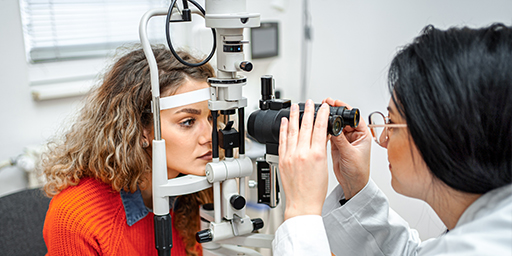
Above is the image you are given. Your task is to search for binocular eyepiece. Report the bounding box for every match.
[248,101,360,146]
[247,76,360,152]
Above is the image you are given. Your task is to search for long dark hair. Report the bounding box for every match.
[388,23,512,194]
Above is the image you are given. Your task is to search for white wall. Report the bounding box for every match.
[0,0,87,196]
[1,0,511,242]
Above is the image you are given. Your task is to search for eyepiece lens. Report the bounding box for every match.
[351,109,360,128]
[340,108,360,128]
[329,115,343,136]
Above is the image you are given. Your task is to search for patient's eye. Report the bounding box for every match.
[180,118,196,128]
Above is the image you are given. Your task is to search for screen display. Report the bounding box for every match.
[251,22,279,59]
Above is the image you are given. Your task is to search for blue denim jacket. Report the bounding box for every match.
[120,188,176,226]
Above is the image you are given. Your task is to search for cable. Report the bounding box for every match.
[0,159,13,170]
[166,0,216,67]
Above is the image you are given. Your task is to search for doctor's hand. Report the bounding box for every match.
[279,100,330,221]
[323,98,372,200]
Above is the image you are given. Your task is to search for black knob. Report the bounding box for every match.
[196,229,213,243]
[240,61,253,72]
[251,218,264,231]
[202,203,214,211]
[230,195,246,210]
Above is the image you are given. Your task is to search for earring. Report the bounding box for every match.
[142,141,149,148]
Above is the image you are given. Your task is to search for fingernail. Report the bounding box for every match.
[306,99,313,106]
[291,104,298,111]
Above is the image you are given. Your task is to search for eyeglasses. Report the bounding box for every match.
[367,111,407,147]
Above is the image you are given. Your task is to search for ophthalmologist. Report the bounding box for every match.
[272,24,512,255]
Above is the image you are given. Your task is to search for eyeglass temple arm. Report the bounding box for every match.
[367,124,407,128]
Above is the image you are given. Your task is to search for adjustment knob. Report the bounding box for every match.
[230,195,246,210]
[239,61,253,72]
[202,203,214,211]
[196,229,213,243]
[248,180,257,188]
[251,218,264,231]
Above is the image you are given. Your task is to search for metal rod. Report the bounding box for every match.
[152,96,162,140]
[139,9,172,256]
[238,107,245,155]
[139,8,168,140]
[269,163,278,208]
[214,181,221,223]
[239,177,246,198]
[212,110,219,159]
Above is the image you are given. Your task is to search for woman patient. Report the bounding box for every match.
[42,46,215,256]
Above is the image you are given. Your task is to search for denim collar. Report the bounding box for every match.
[120,188,177,226]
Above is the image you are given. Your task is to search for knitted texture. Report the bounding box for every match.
[43,177,202,255]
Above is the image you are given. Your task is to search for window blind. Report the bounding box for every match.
[20,0,170,62]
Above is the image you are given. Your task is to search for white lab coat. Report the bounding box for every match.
[272,179,512,255]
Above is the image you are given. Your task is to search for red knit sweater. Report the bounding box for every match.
[43,177,202,255]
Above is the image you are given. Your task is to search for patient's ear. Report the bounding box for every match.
[141,127,153,148]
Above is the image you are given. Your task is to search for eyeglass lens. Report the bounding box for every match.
[369,112,387,145]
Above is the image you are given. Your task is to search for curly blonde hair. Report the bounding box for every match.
[41,45,215,255]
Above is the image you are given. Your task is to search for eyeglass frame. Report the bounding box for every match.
[367,111,407,147]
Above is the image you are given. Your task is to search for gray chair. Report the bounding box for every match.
[0,188,51,255]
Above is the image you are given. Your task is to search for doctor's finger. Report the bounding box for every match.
[286,103,300,150]
[323,97,353,109]
[297,99,315,148]
[323,98,368,132]
[279,117,288,157]
[311,103,330,151]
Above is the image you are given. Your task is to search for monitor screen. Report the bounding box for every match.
[251,22,279,59]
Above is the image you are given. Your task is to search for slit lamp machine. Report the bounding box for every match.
[139,1,360,255]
